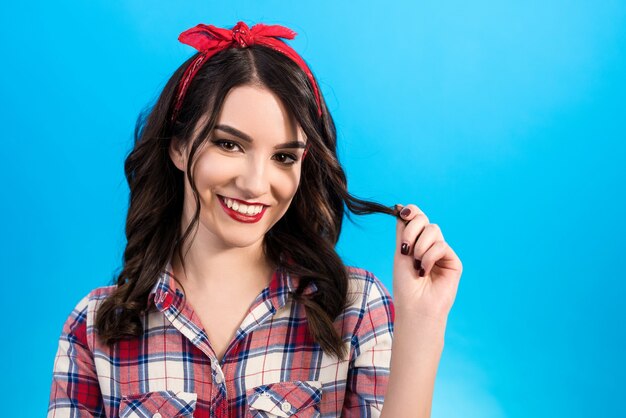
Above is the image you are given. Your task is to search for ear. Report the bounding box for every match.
[169,137,187,171]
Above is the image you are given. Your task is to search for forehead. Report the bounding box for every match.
[216,84,306,143]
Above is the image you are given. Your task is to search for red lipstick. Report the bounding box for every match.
[218,195,267,223]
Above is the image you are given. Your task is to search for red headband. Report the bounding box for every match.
[171,21,322,125]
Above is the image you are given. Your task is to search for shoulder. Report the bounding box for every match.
[345,266,394,313]
[64,284,117,323]
[57,285,117,350]
[341,266,395,330]
[75,284,118,317]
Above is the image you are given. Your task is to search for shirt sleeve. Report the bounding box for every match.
[47,294,105,417]
[341,271,395,417]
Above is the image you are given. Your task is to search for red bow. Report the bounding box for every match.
[172,21,323,122]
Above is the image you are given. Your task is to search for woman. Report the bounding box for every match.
[48,21,463,417]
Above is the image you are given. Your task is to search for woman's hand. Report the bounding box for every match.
[378,203,463,418]
[392,203,463,322]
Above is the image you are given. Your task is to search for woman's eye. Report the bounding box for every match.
[274,153,297,165]
[214,140,242,152]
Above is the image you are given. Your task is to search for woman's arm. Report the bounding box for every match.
[48,294,105,417]
[379,203,463,417]
[380,312,446,418]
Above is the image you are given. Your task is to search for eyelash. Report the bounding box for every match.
[211,139,298,166]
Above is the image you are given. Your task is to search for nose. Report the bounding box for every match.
[235,155,270,199]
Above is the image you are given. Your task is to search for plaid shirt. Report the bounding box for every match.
[47,261,395,417]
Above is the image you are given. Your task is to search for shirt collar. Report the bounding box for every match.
[147,258,318,312]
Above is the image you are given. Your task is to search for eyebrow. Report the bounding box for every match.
[214,124,307,150]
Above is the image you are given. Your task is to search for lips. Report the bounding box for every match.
[217,195,268,223]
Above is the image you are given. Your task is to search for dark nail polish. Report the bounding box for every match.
[413,258,422,271]
[419,268,426,277]
[400,208,411,218]
[401,243,410,255]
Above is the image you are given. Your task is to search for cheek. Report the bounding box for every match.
[274,169,301,202]
[194,157,235,189]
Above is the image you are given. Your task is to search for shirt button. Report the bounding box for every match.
[281,401,291,412]
[261,391,270,398]
[153,413,162,418]
[215,374,223,384]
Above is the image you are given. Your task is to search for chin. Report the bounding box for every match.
[227,236,264,248]
[214,228,268,249]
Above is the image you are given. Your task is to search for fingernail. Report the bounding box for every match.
[400,208,411,218]
[401,243,410,255]
[413,258,422,271]
[419,268,426,277]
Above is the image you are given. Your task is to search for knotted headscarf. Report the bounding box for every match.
[171,21,323,123]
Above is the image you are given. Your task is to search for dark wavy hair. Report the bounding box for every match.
[95,44,398,360]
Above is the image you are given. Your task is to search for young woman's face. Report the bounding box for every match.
[170,84,307,250]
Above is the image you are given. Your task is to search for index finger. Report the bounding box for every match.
[394,203,427,223]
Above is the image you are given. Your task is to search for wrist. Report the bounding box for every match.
[394,304,450,328]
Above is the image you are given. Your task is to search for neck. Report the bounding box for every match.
[172,230,276,295]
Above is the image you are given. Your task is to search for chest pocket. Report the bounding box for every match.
[247,380,322,417]
[119,390,198,418]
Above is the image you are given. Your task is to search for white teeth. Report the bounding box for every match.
[221,196,264,216]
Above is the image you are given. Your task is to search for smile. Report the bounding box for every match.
[217,195,268,223]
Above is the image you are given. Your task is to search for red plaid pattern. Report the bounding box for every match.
[47,261,395,417]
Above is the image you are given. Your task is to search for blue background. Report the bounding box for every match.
[2,1,625,416]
